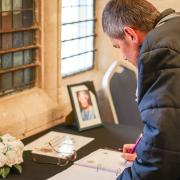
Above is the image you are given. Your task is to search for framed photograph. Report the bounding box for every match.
[68,81,102,131]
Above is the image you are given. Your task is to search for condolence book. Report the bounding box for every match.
[48,149,132,180]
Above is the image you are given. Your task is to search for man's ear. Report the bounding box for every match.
[123,26,139,44]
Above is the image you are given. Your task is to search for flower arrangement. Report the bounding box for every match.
[0,134,24,178]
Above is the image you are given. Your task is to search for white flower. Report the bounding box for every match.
[1,134,16,143]
[0,153,7,167]
[0,143,7,154]
[0,134,24,167]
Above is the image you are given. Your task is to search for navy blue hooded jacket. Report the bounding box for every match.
[117,9,180,180]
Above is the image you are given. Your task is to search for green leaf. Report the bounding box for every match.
[0,166,10,178]
[13,164,22,174]
[0,137,2,142]
[23,150,31,159]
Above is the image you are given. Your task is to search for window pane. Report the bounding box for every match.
[86,36,93,51]
[2,53,13,68]
[71,7,79,22]
[79,6,87,21]
[79,0,86,5]
[79,22,87,36]
[24,31,34,46]
[24,67,34,84]
[87,6,94,19]
[0,72,12,91]
[2,12,12,30]
[61,7,72,24]
[23,10,33,27]
[79,37,93,52]
[62,24,79,41]
[61,56,79,76]
[13,0,22,10]
[71,0,79,6]
[62,40,79,58]
[87,21,94,35]
[2,0,12,11]
[24,49,33,64]
[13,32,23,48]
[13,11,22,29]
[22,0,33,9]
[14,70,23,87]
[2,33,12,50]
[87,0,93,6]
[13,51,23,67]
[82,52,93,68]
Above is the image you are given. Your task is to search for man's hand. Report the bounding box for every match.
[122,144,137,161]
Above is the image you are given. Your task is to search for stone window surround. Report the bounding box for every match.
[0,0,64,139]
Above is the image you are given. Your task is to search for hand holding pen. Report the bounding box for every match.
[122,133,143,162]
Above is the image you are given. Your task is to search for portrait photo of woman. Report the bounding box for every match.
[77,90,96,121]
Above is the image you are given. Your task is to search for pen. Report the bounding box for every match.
[130,133,143,154]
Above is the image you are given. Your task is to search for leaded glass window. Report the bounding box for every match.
[0,0,39,97]
[61,0,96,77]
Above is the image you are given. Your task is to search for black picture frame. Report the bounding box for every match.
[67,81,102,131]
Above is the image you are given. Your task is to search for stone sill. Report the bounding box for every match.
[0,87,64,139]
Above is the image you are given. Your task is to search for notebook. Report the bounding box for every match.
[47,148,132,180]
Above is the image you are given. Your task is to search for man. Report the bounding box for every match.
[102,0,180,179]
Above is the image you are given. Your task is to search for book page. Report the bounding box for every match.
[47,165,117,180]
[24,131,94,158]
[74,149,132,174]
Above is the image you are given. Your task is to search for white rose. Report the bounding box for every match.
[15,140,24,151]
[0,153,8,167]
[0,134,24,167]
[6,150,18,167]
[1,134,16,143]
[0,143,7,154]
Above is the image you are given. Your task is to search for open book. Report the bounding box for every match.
[47,149,132,180]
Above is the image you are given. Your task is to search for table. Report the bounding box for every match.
[6,123,141,180]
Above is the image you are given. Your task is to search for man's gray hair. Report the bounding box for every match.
[102,0,160,39]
